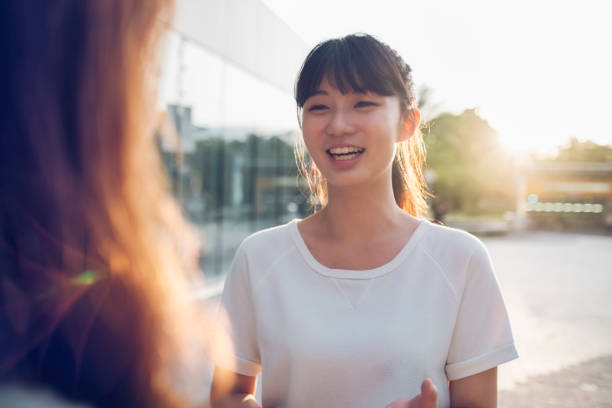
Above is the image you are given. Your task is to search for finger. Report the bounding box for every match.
[420,379,438,407]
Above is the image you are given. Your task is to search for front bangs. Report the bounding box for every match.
[297,39,399,106]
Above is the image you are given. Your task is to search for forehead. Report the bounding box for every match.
[298,59,396,104]
[296,41,409,108]
[312,75,366,95]
[296,36,413,109]
[308,73,384,98]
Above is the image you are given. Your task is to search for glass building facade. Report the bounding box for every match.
[158,0,310,282]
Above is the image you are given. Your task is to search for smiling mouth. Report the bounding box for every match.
[326,146,366,160]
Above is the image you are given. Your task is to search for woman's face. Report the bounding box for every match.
[301,75,408,190]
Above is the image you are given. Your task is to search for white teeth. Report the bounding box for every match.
[335,153,358,160]
[327,146,364,162]
[328,146,364,154]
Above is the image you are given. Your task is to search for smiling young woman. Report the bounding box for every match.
[210,34,518,408]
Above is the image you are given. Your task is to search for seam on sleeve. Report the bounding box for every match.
[252,244,298,294]
[445,342,518,381]
[417,244,460,306]
[463,244,485,292]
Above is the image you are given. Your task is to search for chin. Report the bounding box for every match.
[325,174,369,189]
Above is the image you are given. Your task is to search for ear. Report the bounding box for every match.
[397,109,421,142]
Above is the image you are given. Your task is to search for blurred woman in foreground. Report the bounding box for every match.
[0,1,214,406]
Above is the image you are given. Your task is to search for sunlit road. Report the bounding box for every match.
[482,231,612,406]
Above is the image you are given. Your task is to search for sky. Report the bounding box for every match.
[261,0,612,154]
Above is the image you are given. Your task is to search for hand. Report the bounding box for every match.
[385,378,438,408]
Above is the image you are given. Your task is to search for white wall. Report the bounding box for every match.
[174,0,310,96]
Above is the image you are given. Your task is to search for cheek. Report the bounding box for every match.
[371,113,402,143]
[301,120,323,148]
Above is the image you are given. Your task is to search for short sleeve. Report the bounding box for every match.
[214,244,262,376]
[445,241,518,381]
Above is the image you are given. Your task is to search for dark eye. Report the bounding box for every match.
[308,104,329,112]
[355,101,377,108]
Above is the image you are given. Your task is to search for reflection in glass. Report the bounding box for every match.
[158,33,306,278]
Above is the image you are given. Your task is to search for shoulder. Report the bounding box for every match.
[417,219,489,261]
[237,220,296,258]
[230,220,299,279]
[415,220,493,291]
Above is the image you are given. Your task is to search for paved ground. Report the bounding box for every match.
[482,231,612,407]
[498,355,612,407]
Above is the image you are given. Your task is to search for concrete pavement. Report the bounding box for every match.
[482,231,612,407]
[499,355,612,407]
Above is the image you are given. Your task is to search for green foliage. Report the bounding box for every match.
[555,137,612,162]
[424,109,517,217]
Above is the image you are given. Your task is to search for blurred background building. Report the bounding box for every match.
[158,0,309,280]
[522,161,612,230]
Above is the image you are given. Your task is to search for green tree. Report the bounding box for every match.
[424,109,517,219]
[555,137,612,162]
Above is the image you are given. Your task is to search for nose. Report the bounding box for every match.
[326,109,356,136]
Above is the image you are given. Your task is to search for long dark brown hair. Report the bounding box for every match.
[0,1,213,406]
[294,33,428,216]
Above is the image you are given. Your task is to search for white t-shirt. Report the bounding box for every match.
[216,218,518,408]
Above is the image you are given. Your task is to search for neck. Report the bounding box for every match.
[320,174,407,242]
